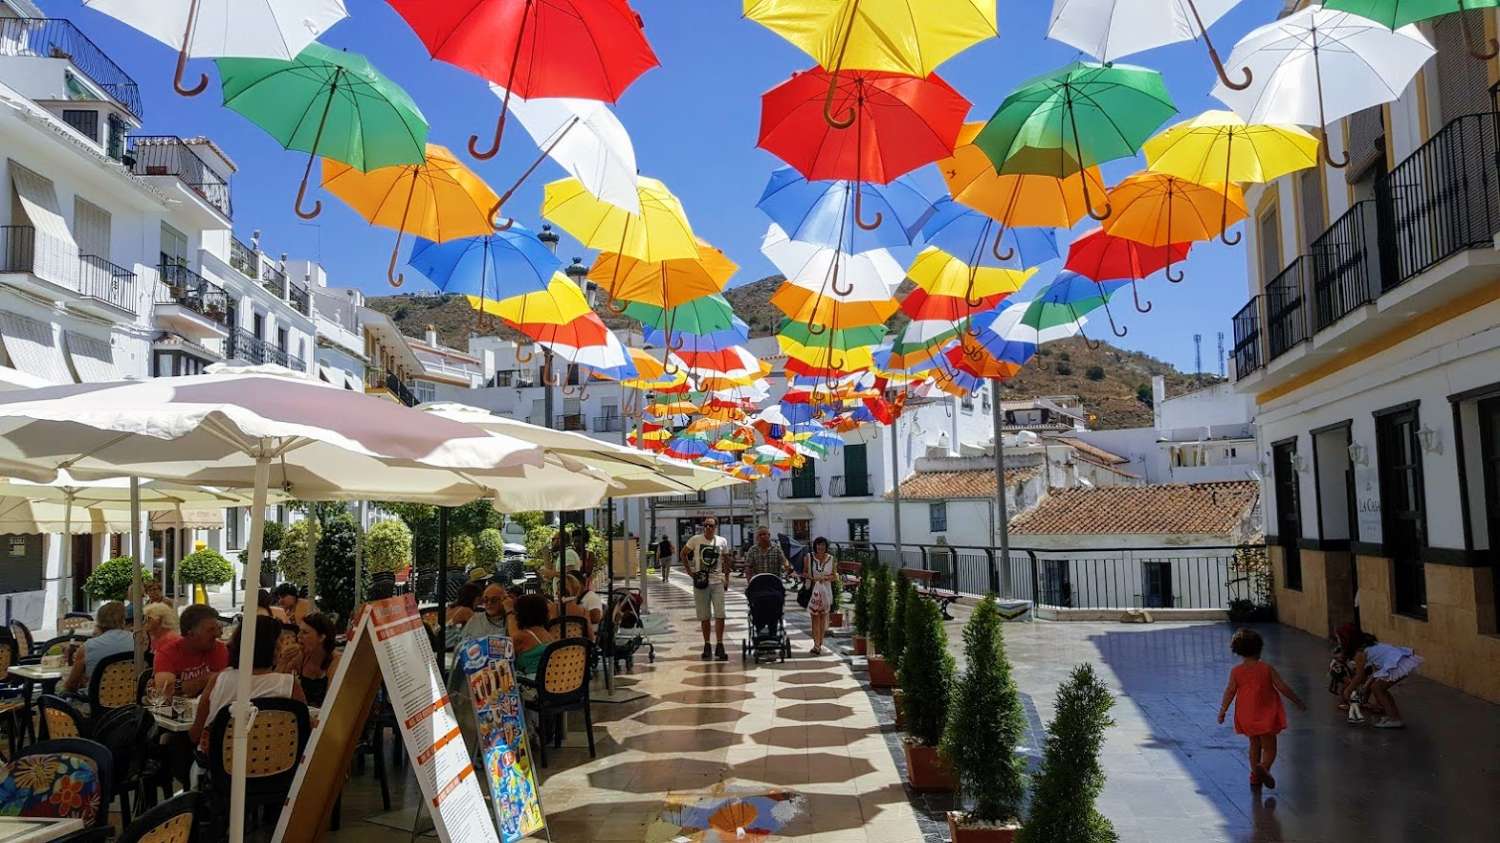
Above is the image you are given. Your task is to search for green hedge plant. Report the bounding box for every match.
[84,557,151,602]
[179,547,234,586]
[899,597,953,746]
[867,565,892,654]
[475,528,504,570]
[853,559,872,638]
[366,518,414,576]
[279,518,321,593]
[450,534,476,571]
[1019,664,1117,843]
[887,578,912,671]
[942,596,1026,827]
[315,513,361,626]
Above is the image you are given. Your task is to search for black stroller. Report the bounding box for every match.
[742,572,791,663]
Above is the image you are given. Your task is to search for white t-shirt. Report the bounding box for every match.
[683,534,729,575]
[577,590,605,616]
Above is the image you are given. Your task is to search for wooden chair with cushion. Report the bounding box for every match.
[116,791,200,843]
[21,633,86,666]
[518,638,595,768]
[0,629,28,757]
[8,621,33,660]
[37,694,89,740]
[0,737,114,827]
[207,697,310,835]
[87,651,139,727]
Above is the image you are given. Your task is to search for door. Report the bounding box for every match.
[842,443,868,496]
[1142,560,1174,608]
[791,461,817,498]
[252,313,265,340]
[1376,407,1428,617]
[1272,440,1303,590]
[159,223,187,268]
[1040,558,1071,607]
[1342,428,1362,627]
[70,534,93,610]
[1478,397,1500,621]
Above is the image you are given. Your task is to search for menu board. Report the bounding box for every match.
[457,636,546,843]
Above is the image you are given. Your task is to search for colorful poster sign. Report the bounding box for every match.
[458,635,546,843]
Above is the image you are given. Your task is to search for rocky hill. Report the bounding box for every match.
[365,276,1215,430]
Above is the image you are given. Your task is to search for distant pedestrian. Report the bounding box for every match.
[1218,628,1305,789]
[804,537,836,656]
[655,534,674,581]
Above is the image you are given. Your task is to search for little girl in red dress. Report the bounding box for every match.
[1218,628,1306,788]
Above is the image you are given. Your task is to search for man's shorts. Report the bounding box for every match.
[694,582,726,620]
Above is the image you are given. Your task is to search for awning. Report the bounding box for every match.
[317,363,338,384]
[149,508,224,530]
[64,331,119,382]
[9,160,78,287]
[344,370,362,391]
[0,312,72,384]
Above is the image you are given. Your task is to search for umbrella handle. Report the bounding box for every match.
[469,109,509,161]
[829,262,854,297]
[1187,0,1251,91]
[670,333,686,352]
[991,225,1015,263]
[1131,279,1153,313]
[807,321,827,336]
[541,364,560,387]
[853,185,883,230]
[173,0,207,97]
[1100,295,1128,338]
[515,345,536,365]
[822,68,856,129]
[1311,38,1349,169]
[1220,228,1242,246]
[489,199,515,232]
[606,295,629,315]
[293,173,322,220]
[386,236,405,288]
[1165,263,1185,284]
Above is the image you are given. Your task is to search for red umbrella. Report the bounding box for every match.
[759,67,967,229]
[388,0,658,160]
[899,287,1009,322]
[1065,227,1192,324]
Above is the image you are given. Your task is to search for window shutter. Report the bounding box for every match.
[73,198,110,259]
[1345,107,1386,185]
[1297,168,1326,248]
[1432,12,1491,125]
[1257,204,1282,286]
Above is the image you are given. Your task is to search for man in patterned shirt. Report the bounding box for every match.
[742,526,792,579]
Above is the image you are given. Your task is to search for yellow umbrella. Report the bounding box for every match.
[589,238,737,310]
[908,247,1035,300]
[323,144,498,286]
[1143,110,1317,245]
[938,122,1107,225]
[744,0,997,126]
[779,336,877,372]
[469,273,591,325]
[542,176,698,263]
[770,283,896,329]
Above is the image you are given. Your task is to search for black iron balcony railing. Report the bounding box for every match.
[779,476,821,499]
[365,367,417,407]
[157,263,228,326]
[289,282,310,316]
[830,474,872,497]
[556,413,587,432]
[261,262,287,299]
[1310,201,1380,331]
[1265,256,1310,361]
[226,328,292,369]
[661,492,707,506]
[593,415,625,433]
[126,136,231,218]
[228,236,259,280]
[1231,296,1263,377]
[77,254,135,313]
[0,18,143,118]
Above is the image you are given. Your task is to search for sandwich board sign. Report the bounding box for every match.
[273,595,501,843]
[458,636,547,842]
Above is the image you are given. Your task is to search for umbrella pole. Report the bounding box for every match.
[890,417,902,556]
[60,494,72,629]
[437,506,448,671]
[469,0,533,160]
[172,0,208,96]
[130,477,145,674]
[387,171,420,287]
[605,497,614,690]
[991,380,1010,576]
[229,454,272,843]
[354,501,367,605]
[491,116,581,228]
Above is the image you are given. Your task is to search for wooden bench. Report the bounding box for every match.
[900,568,960,620]
[836,561,862,596]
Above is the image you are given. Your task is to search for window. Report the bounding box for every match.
[106,114,125,161]
[413,380,436,404]
[225,507,242,550]
[491,370,514,387]
[842,443,869,496]
[1257,200,1283,288]
[159,223,188,267]
[791,519,811,542]
[276,327,288,352]
[1296,165,1326,249]
[1272,440,1303,591]
[253,313,265,340]
[1142,560,1175,608]
[61,109,99,142]
[929,502,947,533]
[1376,405,1428,619]
[848,519,870,543]
[1040,558,1072,607]
[73,198,110,260]
[1478,396,1500,623]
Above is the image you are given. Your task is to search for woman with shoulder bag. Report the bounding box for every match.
[805,537,836,656]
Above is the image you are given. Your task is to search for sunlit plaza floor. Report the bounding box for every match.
[307,572,1500,843]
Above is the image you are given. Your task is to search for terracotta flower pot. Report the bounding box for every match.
[830,611,844,628]
[947,813,1020,843]
[893,688,906,729]
[868,655,896,688]
[903,740,956,792]
[853,635,867,656]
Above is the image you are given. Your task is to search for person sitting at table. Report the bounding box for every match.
[557,571,603,638]
[144,580,168,606]
[255,589,285,622]
[283,613,338,708]
[153,605,228,698]
[511,594,556,678]
[459,584,514,644]
[61,601,132,693]
[142,602,180,655]
[273,583,316,624]
[190,620,304,752]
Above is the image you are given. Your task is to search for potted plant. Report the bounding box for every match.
[475,527,504,573]
[83,556,152,604]
[179,547,234,606]
[450,534,476,571]
[366,518,414,579]
[852,559,872,655]
[1018,664,1116,843]
[943,596,1027,841]
[279,517,321,601]
[899,597,955,792]
[828,563,845,629]
[866,566,896,688]
[889,579,913,725]
[313,513,360,626]
[237,520,284,588]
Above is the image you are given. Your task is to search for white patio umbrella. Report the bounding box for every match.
[1047,0,1249,89]
[82,0,349,95]
[0,370,544,843]
[489,87,642,224]
[1211,7,1434,167]
[761,223,905,310]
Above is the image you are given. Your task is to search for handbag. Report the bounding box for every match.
[796,578,813,608]
[692,569,711,589]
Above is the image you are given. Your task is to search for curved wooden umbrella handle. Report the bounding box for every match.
[606,295,629,315]
[541,364,560,387]
[387,233,405,288]
[853,185,883,231]
[469,109,508,161]
[829,263,854,297]
[822,67,855,129]
[1187,0,1252,91]
[807,321,828,336]
[1311,35,1349,169]
[1165,263,1185,283]
[1101,297,1127,339]
[489,199,515,231]
[1472,36,1500,61]
[514,345,536,365]
[991,225,1014,262]
[293,167,322,220]
[1131,279,1153,313]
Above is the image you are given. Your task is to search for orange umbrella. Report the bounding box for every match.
[1101,172,1245,289]
[939,122,1108,227]
[589,239,737,310]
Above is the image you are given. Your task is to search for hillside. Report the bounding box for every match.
[365,278,1215,430]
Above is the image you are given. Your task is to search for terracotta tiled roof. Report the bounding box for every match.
[1050,436,1127,465]
[887,467,1040,501]
[1010,482,1260,536]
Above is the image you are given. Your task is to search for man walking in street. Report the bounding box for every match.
[682,516,731,660]
[742,526,792,580]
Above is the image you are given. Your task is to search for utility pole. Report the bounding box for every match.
[1193,333,1203,386]
[538,225,560,527]
[992,379,1011,568]
[889,417,902,556]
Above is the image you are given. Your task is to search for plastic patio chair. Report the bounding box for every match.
[0,737,114,827]
[518,638,595,768]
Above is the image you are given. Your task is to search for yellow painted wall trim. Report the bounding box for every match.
[1256,279,1500,406]
[1414,68,1430,144]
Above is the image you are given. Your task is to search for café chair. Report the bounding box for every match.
[206,697,310,836]
[0,737,113,826]
[20,633,86,666]
[87,652,138,731]
[518,638,595,768]
[93,704,156,822]
[8,620,34,660]
[58,613,94,635]
[37,694,88,740]
[115,791,201,843]
[0,630,28,755]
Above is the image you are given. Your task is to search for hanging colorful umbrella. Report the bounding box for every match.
[907,247,1036,302]
[386,0,658,160]
[756,168,934,253]
[407,226,561,309]
[1065,227,1191,325]
[763,224,903,329]
[624,294,740,341]
[778,322,884,372]
[84,0,348,96]
[965,292,1089,371]
[921,198,1060,278]
[472,273,592,339]
[1211,7,1433,167]
[1101,173,1245,279]
[1046,0,1252,90]
[974,61,1177,219]
[1026,269,1129,348]
[543,176,699,263]
[591,241,737,311]
[1324,0,1499,58]
[940,122,1108,227]
[642,317,751,353]
[323,144,500,286]
[217,43,428,220]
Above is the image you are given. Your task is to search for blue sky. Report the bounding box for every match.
[45,0,1282,372]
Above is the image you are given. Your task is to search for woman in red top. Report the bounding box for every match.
[1218,628,1305,789]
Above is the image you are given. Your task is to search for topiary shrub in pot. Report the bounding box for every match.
[84,557,152,603]
[1018,663,1117,843]
[178,547,234,606]
[866,565,896,688]
[279,518,321,602]
[314,513,361,627]
[888,579,914,725]
[852,559,872,655]
[366,519,414,579]
[475,527,504,572]
[900,597,956,791]
[943,596,1027,841]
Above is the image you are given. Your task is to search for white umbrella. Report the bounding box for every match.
[761,223,905,299]
[490,87,641,223]
[1211,7,1434,167]
[0,371,543,843]
[1047,0,1250,89]
[82,0,349,95]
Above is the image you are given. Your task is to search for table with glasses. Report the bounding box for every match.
[0,817,84,843]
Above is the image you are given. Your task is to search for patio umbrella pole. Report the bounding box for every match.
[890,418,902,558]
[60,493,72,628]
[991,380,1010,585]
[354,501,366,605]
[438,506,449,670]
[229,454,273,843]
[130,477,145,673]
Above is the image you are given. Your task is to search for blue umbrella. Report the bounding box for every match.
[757,167,934,253]
[407,224,561,302]
[922,198,1058,270]
[642,315,751,352]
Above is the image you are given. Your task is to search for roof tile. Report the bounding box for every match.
[1010,482,1260,537]
[888,467,1040,501]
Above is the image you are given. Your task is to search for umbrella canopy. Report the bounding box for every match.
[1102,173,1246,256]
[641,316,751,352]
[1046,0,1251,89]
[763,225,903,329]
[408,227,561,306]
[756,168,934,253]
[939,122,1108,225]
[1143,110,1320,185]
[907,247,1035,302]
[1211,7,1433,166]
[82,0,348,96]
[965,295,1087,370]
[743,0,997,77]
[217,43,428,220]
[386,0,658,160]
[591,240,737,309]
[624,293,740,337]
[476,273,592,326]
[543,176,698,263]
[921,198,1060,271]
[1065,227,1191,318]
[323,144,500,286]
[1029,269,1130,339]
[488,87,641,218]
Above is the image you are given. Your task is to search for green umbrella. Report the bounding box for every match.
[623,294,738,339]
[217,43,429,220]
[973,61,1176,221]
[1323,0,1498,58]
[777,320,885,350]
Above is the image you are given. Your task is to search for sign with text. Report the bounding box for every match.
[458,636,546,843]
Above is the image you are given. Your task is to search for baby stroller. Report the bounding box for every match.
[742,573,791,664]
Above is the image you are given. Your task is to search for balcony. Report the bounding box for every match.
[289,281,310,316]
[1230,109,1500,390]
[229,236,259,280]
[778,476,821,499]
[556,413,587,432]
[830,474,872,497]
[593,414,626,433]
[126,136,232,220]
[155,263,228,338]
[76,254,136,315]
[660,492,707,506]
[0,18,143,119]
[365,367,417,407]
[226,328,295,370]
[261,262,287,300]
[1,226,135,316]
